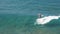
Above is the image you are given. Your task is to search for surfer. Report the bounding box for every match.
[38,13,43,18]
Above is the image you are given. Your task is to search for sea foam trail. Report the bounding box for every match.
[35,16,60,25]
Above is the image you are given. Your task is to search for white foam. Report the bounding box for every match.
[35,16,60,25]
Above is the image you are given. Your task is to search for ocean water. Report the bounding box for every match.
[0,0,60,34]
[0,14,60,34]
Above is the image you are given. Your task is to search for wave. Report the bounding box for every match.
[35,16,60,25]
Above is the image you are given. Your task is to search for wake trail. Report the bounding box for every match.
[35,16,60,25]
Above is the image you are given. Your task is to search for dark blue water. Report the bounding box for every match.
[0,0,60,34]
[0,0,60,15]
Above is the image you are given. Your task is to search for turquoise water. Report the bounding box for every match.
[0,14,60,34]
[0,0,60,34]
